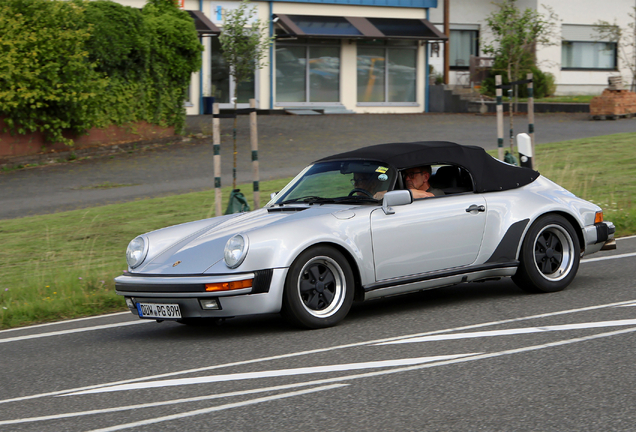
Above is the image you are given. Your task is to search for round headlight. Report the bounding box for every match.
[224,234,248,269]
[126,236,148,269]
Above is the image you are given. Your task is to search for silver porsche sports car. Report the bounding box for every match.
[115,141,616,328]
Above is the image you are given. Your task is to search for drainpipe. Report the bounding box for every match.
[199,0,204,114]
[425,8,430,113]
[269,1,274,110]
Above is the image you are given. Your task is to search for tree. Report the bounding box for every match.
[483,0,558,87]
[482,0,558,155]
[594,8,636,92]
[219,0,272,189]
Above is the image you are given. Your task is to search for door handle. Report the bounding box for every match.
[466,204,486,213]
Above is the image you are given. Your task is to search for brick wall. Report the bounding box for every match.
[0,118,175,160]
[590,89,636,116]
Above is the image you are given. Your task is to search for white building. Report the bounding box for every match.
[114,0,635,114]
[429,0,635,96]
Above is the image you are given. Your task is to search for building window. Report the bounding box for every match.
[276,39,340,104]
[561,24,617,70]
[561,41,617,70]
[357,40,417,104]
[450,30,478,69]
[211,37,255,105]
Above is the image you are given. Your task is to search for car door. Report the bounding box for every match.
[370,194,487,281]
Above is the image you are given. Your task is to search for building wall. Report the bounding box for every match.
[428,0,635,95]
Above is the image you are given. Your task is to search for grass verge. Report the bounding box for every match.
[1,132,635,329]
[0,179,289,329]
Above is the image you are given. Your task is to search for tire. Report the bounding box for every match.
[512,214,581,293]
[281,246,355,329]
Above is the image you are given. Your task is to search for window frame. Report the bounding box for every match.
[561,40,618,71]
[449,29,479,71]
[356,42,419,107]
[275,39,342,106]
[210,35,259,109]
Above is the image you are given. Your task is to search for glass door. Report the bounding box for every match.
[211,37,256,108]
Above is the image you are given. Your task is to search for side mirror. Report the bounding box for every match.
[270,192,278,200]
[382,190,412,215]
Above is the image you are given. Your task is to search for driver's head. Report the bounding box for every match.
[352,172,378,192]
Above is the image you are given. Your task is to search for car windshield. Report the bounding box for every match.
[270,160,396,205]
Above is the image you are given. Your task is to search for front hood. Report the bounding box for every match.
[131,205,349,275]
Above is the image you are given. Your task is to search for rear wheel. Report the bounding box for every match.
[513,214,581,293]
[281,246,354,329]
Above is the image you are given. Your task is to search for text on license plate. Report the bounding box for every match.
[137,302,182,319]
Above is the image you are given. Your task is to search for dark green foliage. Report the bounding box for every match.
[84,1,149,81]
[0,0,202,144]
[142,0,202,130]
[481,66,556,99]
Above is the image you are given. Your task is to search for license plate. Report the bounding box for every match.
[136,302,182,319]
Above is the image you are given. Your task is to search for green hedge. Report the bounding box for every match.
[0,0,202,145]
[480,66,556,100]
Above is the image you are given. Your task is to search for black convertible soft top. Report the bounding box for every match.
[316,141,540,193]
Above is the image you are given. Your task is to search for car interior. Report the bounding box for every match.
[395,164,474,196]
[429,165,474,194]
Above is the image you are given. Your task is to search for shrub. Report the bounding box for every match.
[0,0,202,144]
[0,0,108,145]
[480,66,556,99]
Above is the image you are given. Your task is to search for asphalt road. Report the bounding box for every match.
[1,237,635,431]
[1,113,635,220]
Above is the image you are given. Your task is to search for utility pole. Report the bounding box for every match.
[444,0,450,85]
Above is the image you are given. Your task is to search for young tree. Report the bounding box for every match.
[594,8,636,92]
[219,0,273,189]
[483,0,558,155]
[483,0,558,87]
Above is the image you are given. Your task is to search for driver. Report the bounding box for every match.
[351,172,386,199]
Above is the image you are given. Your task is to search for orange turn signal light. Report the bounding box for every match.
[205,279,253,292]
[595,211,604,224]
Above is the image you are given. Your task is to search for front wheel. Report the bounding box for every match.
[281,246,354,329]
[512,214,581,293]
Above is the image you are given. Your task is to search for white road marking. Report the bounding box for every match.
[617,235,636,240]
[44,327,636,431]
[376,319,636,345]
[2,299,634,406]
[616,301,636,308]
[0,382,349,426]
[581,252,636,263]
[64,354,478,396]
[86,384,349,432]
[0,312,132,334]
[0,320,149,344]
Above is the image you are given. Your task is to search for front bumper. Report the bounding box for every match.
[115,268,288,319]
[583,221,616,256]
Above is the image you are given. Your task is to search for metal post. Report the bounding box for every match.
[213,103,222,217]
[527,72,535,169]
[496,75,504,160]
[250,99,260,209]
[443,0,450,85]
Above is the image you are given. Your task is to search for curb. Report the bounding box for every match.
[0,136,194,170]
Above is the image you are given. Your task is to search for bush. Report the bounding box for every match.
[0,0,108,145]
[480,66,556,99]
[0,0,202,144]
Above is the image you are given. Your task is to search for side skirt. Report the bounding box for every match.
[363,263,518,301]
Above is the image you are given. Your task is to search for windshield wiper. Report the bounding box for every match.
[279,196,328,205]
[330,196,380,204]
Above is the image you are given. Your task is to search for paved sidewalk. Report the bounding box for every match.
[1,112,634,220]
